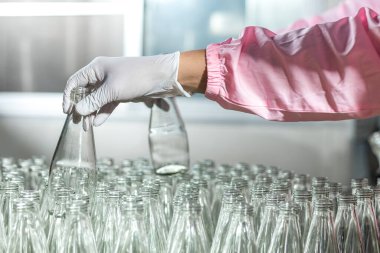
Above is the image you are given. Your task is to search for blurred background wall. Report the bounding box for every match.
[0,0,377,184]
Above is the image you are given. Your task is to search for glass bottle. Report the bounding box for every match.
[47,191,70,253]
[250,184,269,235]
[6,199,48,253]
[61,200,97,253]
[328,182,342,216]
[91,184,109,244]
[114,195,149,253]
[351,178,365,196]
[140,186,167,253]
[1,182,19,237]
[355,188,380,253]
[166,199,210,253]
[375,186,380,232]
[148,97,190,175]
[97,190,121,252]
[334,193,364,253]
[210,186,241,253]
[268,202,302,253]
[49,87,97,196]
[304,198,339,253]
[256,193,287,253]
[293,190,312,247]
[220,202,257,253]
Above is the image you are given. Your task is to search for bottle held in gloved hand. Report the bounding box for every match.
[149,97,190,175]
[49,87,97,196]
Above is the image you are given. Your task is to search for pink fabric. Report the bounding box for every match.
[205,1,380,121]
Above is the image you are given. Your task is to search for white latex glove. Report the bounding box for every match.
[63,52,190,126]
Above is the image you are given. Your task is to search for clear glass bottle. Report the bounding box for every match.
[1,182,19,237]
[148,97,190,175]
[166,199,210,253]
[304,198,339,253]
[47,191,70,253]
[355,188,380,253]
[268,202,302,253]
[220,202,257,253]
[256,193,287,253]
[374,186,380,232]
[140,186,167,253]
[97,190,121,252]
[6,199,48,253]
[334,193,364,253]
[114,195,149,253]
[49,87,97,196]
[250,184,269,235]
[328,182,342,216]
[293,190,313,247]
[61,200,97,253]
[210,186,241,253]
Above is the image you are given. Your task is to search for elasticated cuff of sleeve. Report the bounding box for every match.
[205,43,226,101]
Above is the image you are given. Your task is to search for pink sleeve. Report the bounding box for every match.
[285,0,380,31]
[205,7,380,121]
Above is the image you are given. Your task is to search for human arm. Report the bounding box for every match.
[204,7,380,121]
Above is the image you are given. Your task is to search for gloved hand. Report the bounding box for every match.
[63,52,190,126]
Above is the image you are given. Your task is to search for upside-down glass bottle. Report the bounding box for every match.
[49,87,97,196]
[148,98,190,175]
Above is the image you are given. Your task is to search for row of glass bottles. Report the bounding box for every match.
[1,156,380,253]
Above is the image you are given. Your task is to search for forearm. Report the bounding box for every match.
[205,7,380,121]
[178,49,207,94]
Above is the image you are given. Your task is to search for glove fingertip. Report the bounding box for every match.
[93,115,106,127]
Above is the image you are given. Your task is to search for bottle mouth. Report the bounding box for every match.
[70,87,91,104]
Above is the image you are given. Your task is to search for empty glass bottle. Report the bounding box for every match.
[166,199,210,253]
[268,202,302,253]
[97,190,121,252]
[250,184,269,235]
[140,186,167,253]
[114,195,149,253]
[256,193,287,253]
[47,191,70,253]
[1,182,19,237]
[355,188,380,253]
[334,193,364,253]
[49,87,97,196]
[293,190,312,247]
[6,200,48,253]
[374,186,380,231]
[148,97,190,175]
[61,199,97,253]
[210,186,241,253]
[328,182,342,216]
[304,198,338,253]
[220,202,257,253]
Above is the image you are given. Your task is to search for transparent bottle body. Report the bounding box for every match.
[49,87,97,198]
[149,98,190,175]
[304,201,339,253]
[334,201,364,253]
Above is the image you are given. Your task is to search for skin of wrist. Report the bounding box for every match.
[178,49,207,94]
